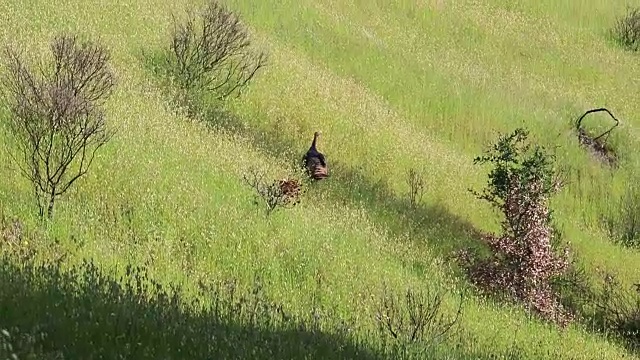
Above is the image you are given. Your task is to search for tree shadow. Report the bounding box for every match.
[317,162,483,258]
[0,255,381,360]
[200,105,303,164]
[0,253,553,360]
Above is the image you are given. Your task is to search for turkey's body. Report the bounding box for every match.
[303,132,328,180]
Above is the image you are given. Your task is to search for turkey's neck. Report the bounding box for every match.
[311,134,319,150]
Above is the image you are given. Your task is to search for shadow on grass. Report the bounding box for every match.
[201,105,304,164]
[192,103,483,257]
[138,49,483,260]
[319,162,482,255]
[0,252,556,360]
[0,255,380,360]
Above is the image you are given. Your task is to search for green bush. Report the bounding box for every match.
[462,128,573,326]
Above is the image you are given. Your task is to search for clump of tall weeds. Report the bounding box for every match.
[612,6,640,52]
[603,183,640,249]
[594,272,640,351]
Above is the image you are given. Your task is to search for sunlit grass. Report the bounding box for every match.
[0,0,639,358]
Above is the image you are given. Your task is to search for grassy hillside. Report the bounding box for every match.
[0,0,639,358]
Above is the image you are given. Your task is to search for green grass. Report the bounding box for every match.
[1,0,640,358]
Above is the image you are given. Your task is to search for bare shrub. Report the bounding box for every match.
[1,34,116,219]
[613,7,640,52]
[595,273,640,350]
[168,0,267,100]
[603,183,640,249]
[374,284,463,349]
[461,128,573,326]
[406,168,425,208]
[242,168,303,215]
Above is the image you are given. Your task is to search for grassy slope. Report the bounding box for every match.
[0,0,639,358]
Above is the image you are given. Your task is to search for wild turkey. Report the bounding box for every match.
[302,131,328,180]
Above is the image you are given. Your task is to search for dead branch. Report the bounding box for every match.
[575,107,620,143]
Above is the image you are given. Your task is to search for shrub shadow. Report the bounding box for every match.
[201,105,302,163]
[0,253,554,360]
[318,162,483,257]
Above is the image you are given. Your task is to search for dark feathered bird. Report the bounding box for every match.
[302,131,328,180]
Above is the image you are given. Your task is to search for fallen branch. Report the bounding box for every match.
[575,107,620,143]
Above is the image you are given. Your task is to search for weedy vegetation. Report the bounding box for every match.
[594,272,640,352]
[603,183,640,249]
[612,6,640,52]
[406,168,426,208]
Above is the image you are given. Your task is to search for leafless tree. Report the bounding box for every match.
[168,0,267,100]
[1,34,116,219]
